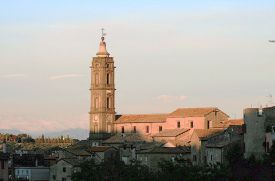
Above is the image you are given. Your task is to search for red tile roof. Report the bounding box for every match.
[152,129,190,137]
[193,129,224,140]
[115,114,168,123]
[88,146,114,152]
[168,107,228,118]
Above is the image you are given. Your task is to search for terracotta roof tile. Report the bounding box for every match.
[193,129,224,140]
[168,107,228,118]
[152,128,190,137]
[103,133,152,144]
[115,114,168,123]
[88,146,114,152]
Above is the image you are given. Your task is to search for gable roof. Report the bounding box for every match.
[115,114,168,124]
[60,158,83,167]
[88,146,115,153]
[103,133,152,144]
[64,148,91,157]
[168,107,228,118]
[137,146,190,154]
[152,128,190,137]
[193,129,224,141]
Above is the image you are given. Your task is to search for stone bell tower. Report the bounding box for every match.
[89,31,115,141]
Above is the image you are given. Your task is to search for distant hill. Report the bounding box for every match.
[0,128,89,140]
[0,129,23,135]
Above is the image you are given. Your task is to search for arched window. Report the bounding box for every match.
[107,73,110,85]
[95,73,99,85]
[95,97,99,108]
[107,97,111,109]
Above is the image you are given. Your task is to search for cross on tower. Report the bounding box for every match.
[101,28,107,40]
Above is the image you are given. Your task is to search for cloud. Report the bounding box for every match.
[156,95,187,102]
[0,74,27,79]
[49,74,84,80]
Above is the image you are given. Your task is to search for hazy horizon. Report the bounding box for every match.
[1,0,275,133]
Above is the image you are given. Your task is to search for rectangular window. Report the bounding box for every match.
[190,121,194,128]
[207,120,210,129]
[146,126,149,133]
[107,73,110,84]
[177,121,181,128]
[107,97,110,109]
[63,167,66,172]
[121,126,125,133]
[159,126,162,132]
[62,178,66,181]
[133,126,136,133]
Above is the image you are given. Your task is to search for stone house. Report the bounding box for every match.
[244,106,275,160]
[136,145,190,170]
[205,125,244,165]
[152,128,191,146]
[87,146,118,164]
[49,158,81,181]
[190,129,224,165]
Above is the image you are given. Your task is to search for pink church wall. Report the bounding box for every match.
[164,117,206,130]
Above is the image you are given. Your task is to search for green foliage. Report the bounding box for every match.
[72,159,153,181]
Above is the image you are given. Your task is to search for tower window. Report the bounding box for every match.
[146,126,149,133]
[159,126,162,132]
[95,73,99,85]
[121,126,124,133]
[190,121,194,128]
[107,73,110,84]
[95,97,99,109]
[107,97,110,109]
[177,121,181,128]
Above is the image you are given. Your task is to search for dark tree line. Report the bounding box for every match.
[72,145,275,181]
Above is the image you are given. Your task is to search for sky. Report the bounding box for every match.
[0,0,275,133]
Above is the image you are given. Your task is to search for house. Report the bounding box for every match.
[103,133,153,164]
[205,126,244,165]
[152,128,191,146]
[13,153,49,181]
[50,158,82,181]
[136,145,190,170]
[0,152,9,181]
[190,129,224,165]
[87,146,118,164]
[244,106,275,160]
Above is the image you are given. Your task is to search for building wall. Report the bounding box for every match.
[114,122,166,135]
[244,107,275,160]
[50,160,74,181]
[244,108,266,159]
[137,153,190,170]
[190,134,201,165]
[206,147,222,165]
[0,160,8,181]
[165,117,205,130]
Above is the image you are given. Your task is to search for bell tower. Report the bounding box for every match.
[89,30,115,141]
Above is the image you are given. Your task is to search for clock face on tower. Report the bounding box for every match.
[94,115,98,122]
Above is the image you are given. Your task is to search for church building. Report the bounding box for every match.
[89,33,230,143]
